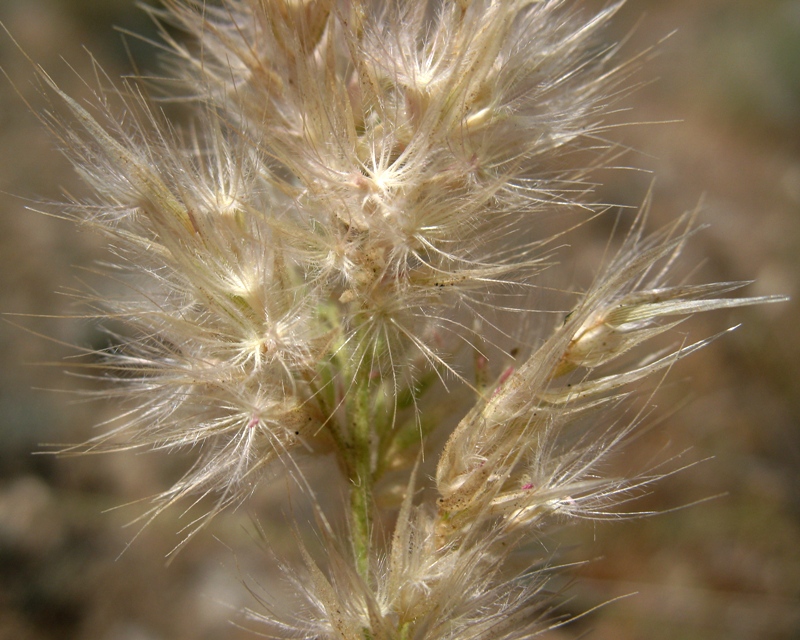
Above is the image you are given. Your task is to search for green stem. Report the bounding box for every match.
[349,370,373,582]
[398,621,412,640]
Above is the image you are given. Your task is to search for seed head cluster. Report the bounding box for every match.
[31,0,783,637]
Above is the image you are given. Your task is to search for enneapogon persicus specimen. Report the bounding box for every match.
[13,0,786,637]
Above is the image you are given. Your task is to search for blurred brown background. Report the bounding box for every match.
[0,1,797,638]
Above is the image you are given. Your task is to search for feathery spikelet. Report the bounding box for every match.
[435,199,779,547]
[24,0,786,635]
[246,473,556,639]
[145,0,637,377]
